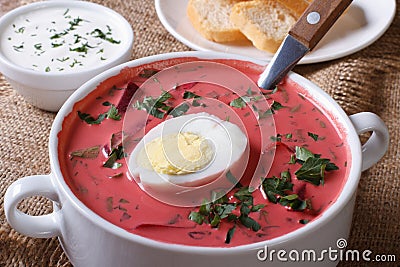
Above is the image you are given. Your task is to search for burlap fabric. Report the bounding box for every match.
[0,0,398,266]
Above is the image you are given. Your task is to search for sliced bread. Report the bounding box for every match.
[187,0,249,43]
[277,0,310,18]
[229,0,298,53]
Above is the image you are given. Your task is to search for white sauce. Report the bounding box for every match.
[1,7,125,73]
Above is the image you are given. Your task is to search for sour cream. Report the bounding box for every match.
[1,6,126,73]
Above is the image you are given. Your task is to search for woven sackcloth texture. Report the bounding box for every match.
[0,0,399,266]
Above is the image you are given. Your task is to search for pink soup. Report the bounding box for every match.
[58,58,350,247]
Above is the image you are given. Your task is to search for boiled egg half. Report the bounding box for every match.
[128,112,248,206]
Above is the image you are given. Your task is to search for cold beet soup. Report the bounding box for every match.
[58,58,350,247]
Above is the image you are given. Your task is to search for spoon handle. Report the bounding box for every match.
[289,0,353,50]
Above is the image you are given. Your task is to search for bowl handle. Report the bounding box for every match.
[4,174,61,238]
[349,112,389,171]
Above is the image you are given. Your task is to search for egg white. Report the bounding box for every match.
[128,112,249,206]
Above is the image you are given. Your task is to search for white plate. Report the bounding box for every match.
[155,0,396,64]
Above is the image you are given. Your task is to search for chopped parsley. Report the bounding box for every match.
[132,91,172,119]
[91,28,121,44]
[103,145,125,169]
[78,105,121,125]
[183,91,201,99]
[229,93,263,109]
[262,171,310,211]
[188,185,265,244]
[308,132,319,141]
[294,146,339,186]
[70,145,100,159]
[169,103,190,117]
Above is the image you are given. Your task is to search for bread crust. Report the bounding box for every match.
[230,0,300,53]
[186,0,310,52]
[187,0,248,43]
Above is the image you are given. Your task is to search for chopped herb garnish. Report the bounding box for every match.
[52,42,64,48]
[57,57,70,62]
[70,58,82,68]
[308,132,319,141]
[225,170,242,187]
[262,171,293,204]
[78,111,106,124]
[270,134,282,142]
[15,27,25,34]
[230,94,263,109]
[278,194,308,211]
[70,145,100,159]
[69,42,94,54]
[189,186,265,244]
[262,171,310,211]
[103,145,125,169]
[34,43,42,50]
[91,28,121,44]
[225,226,236,244]
[267,101,284,114]
[299,219,310,224]
[133,91,172,119]
[169,103,189,117]
[294,146,339,186]
[183,91,201,99]
[68,17,84,30]
[106,105,121,120]
[229,97,247,108]
[13,43,24,52]
[50,31,68,39]
[78,105,121,125]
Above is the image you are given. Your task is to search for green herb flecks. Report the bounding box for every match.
[230,94,263,109]
[252,100,284,119]
[50,30,68,39]
[68,17,84,30]
[271,133,292,143]
[57,57,70,62]
[299,219,310,224]
[78,111,106,124]
[69,58,82,68]
[13,43,24,52]
[132,91,173,119]
[294,146,339,186]
[183,91,201,99]
[15,27,25,34]
[229,97,247,109]
[91,28,121,44]
[169,103,189,118]
[34,43,42,50]
[262,171,293,203]
[262,171,310,211]
[70,145,100,159]
[106,105,121,120]
[69,42,95,54]
[103,145,125,169]
[308,132,319,141]
[267,101,284,114]
[188,186,265,244]
[78,105,121,125]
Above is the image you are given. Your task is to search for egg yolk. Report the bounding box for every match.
[138,132,214,175]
